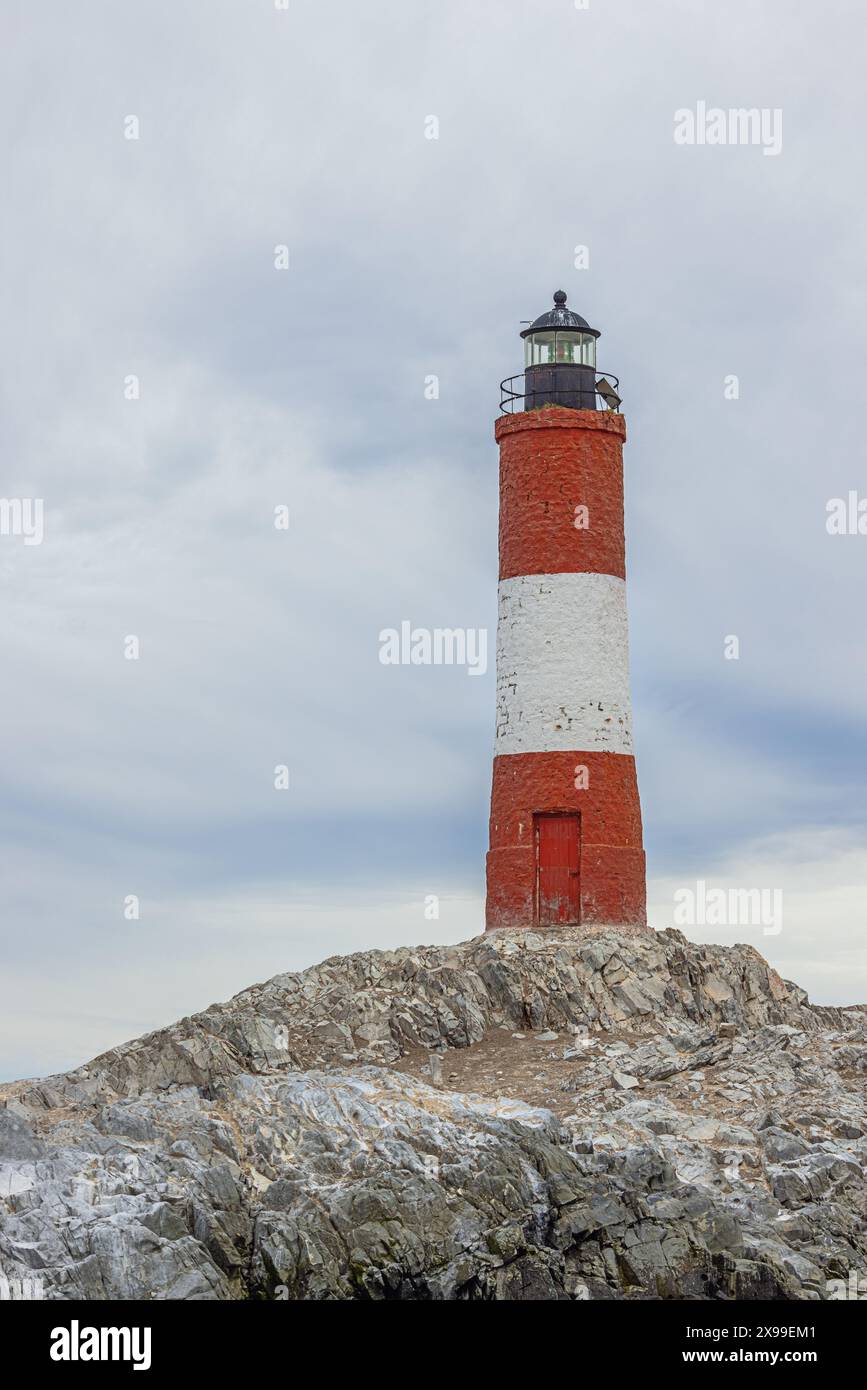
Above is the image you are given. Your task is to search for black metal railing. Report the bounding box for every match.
[499,371,622,415]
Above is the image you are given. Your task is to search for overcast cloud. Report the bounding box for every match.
[1,0,866,1080]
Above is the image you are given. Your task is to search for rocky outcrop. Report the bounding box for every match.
[0,928,864,1301]
[19,926,844,1104]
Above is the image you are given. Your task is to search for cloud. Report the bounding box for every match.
[1,0,866,1077]
[649,827,867,1006]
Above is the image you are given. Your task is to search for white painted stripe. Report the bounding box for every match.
[495,572,634,755]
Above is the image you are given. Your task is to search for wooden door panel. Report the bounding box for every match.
[536,814,581,926]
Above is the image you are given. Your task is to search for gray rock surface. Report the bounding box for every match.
[1,927,865,1301]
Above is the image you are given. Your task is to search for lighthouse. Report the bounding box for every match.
[485,291,647,932]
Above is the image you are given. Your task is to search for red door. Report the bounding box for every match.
[536,814,581,926]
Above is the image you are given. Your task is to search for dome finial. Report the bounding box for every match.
[553,289,567,305]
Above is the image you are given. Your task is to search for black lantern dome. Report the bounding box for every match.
[519,290,601,411]
[520,289,600,340]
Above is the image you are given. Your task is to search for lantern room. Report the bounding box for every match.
[519,290,601,411]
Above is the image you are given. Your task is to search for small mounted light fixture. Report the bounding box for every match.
[596,377,622,411]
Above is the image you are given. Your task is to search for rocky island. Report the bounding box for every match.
[1,927,865,1300]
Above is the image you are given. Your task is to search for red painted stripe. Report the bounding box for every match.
[486,749,646,931]
[495,407,627,582]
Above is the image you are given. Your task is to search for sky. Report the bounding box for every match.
[1,0,866,1080]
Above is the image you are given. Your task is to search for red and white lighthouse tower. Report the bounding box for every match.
[485,291,647,932]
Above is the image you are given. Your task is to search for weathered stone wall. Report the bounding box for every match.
[488,407,645,930]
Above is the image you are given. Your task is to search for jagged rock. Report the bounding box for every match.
[759,1128,811,1162]
[0,926,864,1301]
[24,926,841,1104]
[0,1112,44,1161]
